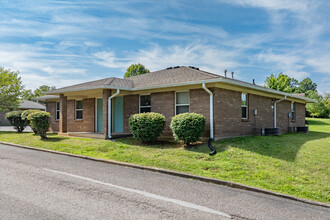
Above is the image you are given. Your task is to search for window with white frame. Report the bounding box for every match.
[75,100,83,120]
[241,93,248,119]
[176,92,189,115]
[56,102,60,120]
[291,102,295,121]
[140,95,151,113]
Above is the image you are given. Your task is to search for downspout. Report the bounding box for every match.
[202,83,217,156]
[274,96,287,128]
[108,89,120,139]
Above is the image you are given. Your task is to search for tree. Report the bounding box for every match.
[0,67,24,112]
[22,85,56,101]
[306,101,326,118]
[305,91,329,118]
[124,63,150,78]
[264,73,298,93]
[297,78,317,93]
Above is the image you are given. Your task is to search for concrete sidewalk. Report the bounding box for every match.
[0,126,32,132]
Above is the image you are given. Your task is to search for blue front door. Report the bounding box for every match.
[96,98,103,133]
[113,96,123,133]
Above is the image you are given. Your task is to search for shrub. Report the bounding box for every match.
[170,113,206,147]
[27,111,51,139]
[5,111,29,133]
[129,112,166,142]
[21,110,41,134]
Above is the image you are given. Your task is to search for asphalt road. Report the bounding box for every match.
[0,143,329,220]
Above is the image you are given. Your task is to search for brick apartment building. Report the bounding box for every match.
[39,66,315,140]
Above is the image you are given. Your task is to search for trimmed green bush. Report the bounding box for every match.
[5,111,29,133]
[21,110,41,134]
[170,113,206,147]
[27,111,51,139]
[129,112,166,142]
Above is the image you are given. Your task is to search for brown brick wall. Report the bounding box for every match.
[46,101,59,132]
[276,101,291,133]
[189,88,211,136]
[66,98,95,132]
[44,88,306,139]
[123,95,139,133]
[151,91,175,136]
[213,88,306,139]
[214,88,252,138]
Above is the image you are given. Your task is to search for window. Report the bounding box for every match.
[241,93,248,119]
[176,92,189,115]
[140,95,151,113]
[75,100,83,120]
[56,102,60,120]
[291,102,295,121]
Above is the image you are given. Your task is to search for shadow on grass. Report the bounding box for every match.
[212,131,330,162]
[40,133,68,142]
[307,119,329,125]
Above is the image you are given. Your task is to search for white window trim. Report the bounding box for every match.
[75,100,83,120]
[241,93,248,119]
[175,91,190,115]
[139,94,151,113]
[56,101,60,120]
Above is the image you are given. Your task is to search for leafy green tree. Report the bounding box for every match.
[323,93,330,118]
[124,63,150,78]
[297,78,317,93]
[305,91,329,118]
[264,73,298,93]
[306,101,326,118]
[21,89,34,100]
[22,85,56,100]
[0,67,24,112]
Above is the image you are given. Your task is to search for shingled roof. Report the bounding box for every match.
[47,66,222,93]
[19,100,46,110]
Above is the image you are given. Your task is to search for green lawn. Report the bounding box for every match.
[0,118,329,203]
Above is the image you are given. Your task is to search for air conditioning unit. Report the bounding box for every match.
[261,128,280,136]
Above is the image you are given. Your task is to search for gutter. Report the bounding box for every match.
[202,83,214,139]
[202,83,217,156]
[108,89,120,139]
[274,96,287,128]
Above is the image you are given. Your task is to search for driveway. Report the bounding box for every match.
[0,143,329,219]
[0,126,32,132]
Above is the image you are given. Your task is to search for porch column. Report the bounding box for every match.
[59,94,67,133]
[102,89,111,139]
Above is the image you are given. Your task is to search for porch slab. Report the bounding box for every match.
[58,132,105,139]
[58,132,132,139]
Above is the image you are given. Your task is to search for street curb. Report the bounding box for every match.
[1,141,329,209]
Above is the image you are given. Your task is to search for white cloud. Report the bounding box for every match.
[92,43,241,75]
[217,0,309,12]
[0,43,92,90]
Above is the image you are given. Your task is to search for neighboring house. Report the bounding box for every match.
[40,66,315,140]
[0,100,46,126]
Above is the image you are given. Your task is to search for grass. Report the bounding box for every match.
[0,117,329,203]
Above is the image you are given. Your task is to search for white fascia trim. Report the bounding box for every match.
[44,78,316,103]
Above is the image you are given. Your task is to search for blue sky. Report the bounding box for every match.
[0,0,329,93]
